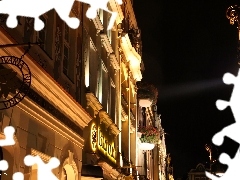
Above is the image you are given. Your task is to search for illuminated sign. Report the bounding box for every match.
[90,123,117,164]
[90,123,97,152]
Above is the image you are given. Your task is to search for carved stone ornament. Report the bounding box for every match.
[0,56,31,110]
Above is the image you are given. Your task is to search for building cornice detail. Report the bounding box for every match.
[92,16,104,34]
[109,53,120,70]
[99,110,120,136]
[17,96,85,148]
[0,28,92,128]
[86,92,103,118]
[125,0,138,29]
[109,0,124,25]
[121,106,128,121]
[100,33,114,54]
[120,34,142,81]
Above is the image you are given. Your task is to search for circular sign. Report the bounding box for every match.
[0,56,31,110]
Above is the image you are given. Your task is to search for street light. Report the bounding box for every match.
[226,5,240,64]
[205,144,212,173]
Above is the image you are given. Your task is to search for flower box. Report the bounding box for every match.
[139,142,155,150]
[139,98,152,107]
[138,125,160,150]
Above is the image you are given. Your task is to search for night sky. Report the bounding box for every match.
[133,0,240,178]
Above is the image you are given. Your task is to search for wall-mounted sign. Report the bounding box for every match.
[0,56,31,110]
[90,123,117,164]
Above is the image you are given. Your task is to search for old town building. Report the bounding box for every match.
[0,0,169,179]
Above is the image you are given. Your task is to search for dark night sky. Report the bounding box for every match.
[133,0,240,178]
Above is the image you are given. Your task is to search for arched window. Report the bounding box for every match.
[61,151,79,180]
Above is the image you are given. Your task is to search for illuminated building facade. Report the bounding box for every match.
[0,2,92,179]
[0,0,167,179]
[82,0,143,179]
[136,104,168,180]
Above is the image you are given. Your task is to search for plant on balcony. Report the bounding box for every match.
[138,125,160,144]
[137,82,158,107]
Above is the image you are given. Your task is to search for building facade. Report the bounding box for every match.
[81,0,143,179]
[0,0,144,179]
[0,0,170,179]
[0,2,92,179]
[187,164,210,180]
[136,104,168,180]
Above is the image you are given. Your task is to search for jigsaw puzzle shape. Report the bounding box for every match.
[24,155,60,180]
[206,148,240,179]
[0,0,122,31]
[0,126,15,146]
[77,0,122,30]
[12,172,24,180]
[205,69,240,179]
[0,160,8,171]
[0,0,79,31]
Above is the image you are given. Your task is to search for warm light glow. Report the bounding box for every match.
[139,143,155,151]
[85,55,89,88]
[98,127,117,164]
[121,34,142,81]
[90,123,97,152]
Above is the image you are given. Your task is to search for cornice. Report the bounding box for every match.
[121,106,128,121]
[92,16,104,35]
[17,96,85,148]
[0,28,92,128]
[86,92,103,118]
[125,0,138,29]
[120,34,142,81]
[109,0,124,25]
[99,110,120,136]
[100,33,114,54]
[109,53,120,70]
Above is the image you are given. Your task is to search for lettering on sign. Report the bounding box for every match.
[98,128,116,163]
[0,56,31,110]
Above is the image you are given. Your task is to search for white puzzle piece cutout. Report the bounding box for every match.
[0,0,122,31]
[206,68,240,179]
[0,126,14,176]
[24,155,60,180]
[0,126,15,146]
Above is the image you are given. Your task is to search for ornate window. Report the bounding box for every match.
[61,150,78,180]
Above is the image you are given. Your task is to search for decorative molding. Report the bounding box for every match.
[17,96,85,148]
[109,0,124,25]
[99,110,120,136]
[120,34,142,81]
[26,88,83,137]
[121,106,128,121]
[110,78,116,88]
[102,61,108,73]
[0,28,92,128]
[109,53,120,70]
[93,16,104,35]
[130,123,135,134]
[98,160,120,179]
[100,33,113,54]
[30,148,51,162]
[86,92,103,118]
[125,0,138,29]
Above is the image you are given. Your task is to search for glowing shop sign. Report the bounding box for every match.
[98,128,116,163]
